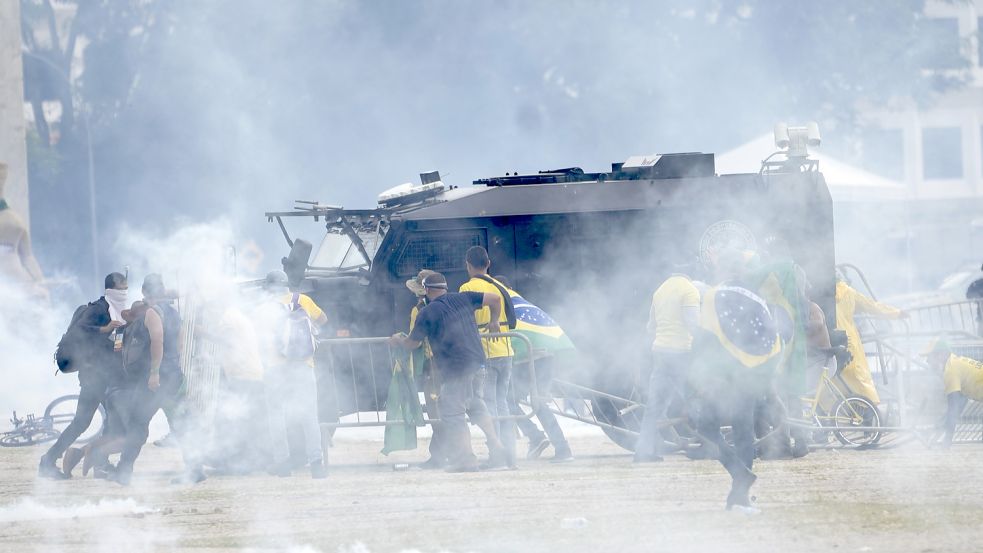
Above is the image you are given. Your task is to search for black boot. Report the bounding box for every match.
[38,455,69,480]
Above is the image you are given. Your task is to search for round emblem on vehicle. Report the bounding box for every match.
[699,220,756,269]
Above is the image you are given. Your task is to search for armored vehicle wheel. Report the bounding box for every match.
[591,395,642,452]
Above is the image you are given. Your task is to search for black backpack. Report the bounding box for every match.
[53,303,94,373]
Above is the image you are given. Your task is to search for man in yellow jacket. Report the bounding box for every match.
[834,280,907,404]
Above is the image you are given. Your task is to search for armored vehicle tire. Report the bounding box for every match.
[591,396,640,452]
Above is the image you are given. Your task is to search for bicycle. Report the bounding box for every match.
[1,395,106,448]
[792,364,882,448]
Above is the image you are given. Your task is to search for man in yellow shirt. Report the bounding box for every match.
[634,271,701,462]
[261,270,329,479]
[924,339,983,448]
[459,246,517,469]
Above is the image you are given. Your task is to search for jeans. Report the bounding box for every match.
[483,357,517,464]
[266,363,323,465]
[510,356,569,452]
[635,352,690,459]
[437,366,482,467]
[116,371,188,477]
[43,383,105,461]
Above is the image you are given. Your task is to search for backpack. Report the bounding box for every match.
[121,306,157,381]
[53,303,95,373]
[279,293,317,359]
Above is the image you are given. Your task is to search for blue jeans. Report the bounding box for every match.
[483,357,517,464]
[266,363,323,465]
[635,352,690,459]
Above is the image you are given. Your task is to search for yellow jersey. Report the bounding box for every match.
[648,275,701,352]
[943,354,983,401]
[459,276,514,359]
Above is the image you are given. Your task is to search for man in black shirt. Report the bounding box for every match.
[390,272,505,472]
[39,272,128,479]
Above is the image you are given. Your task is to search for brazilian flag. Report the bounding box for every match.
[503,290,576,361]
[701,284,782,370]
[748,261,808,394]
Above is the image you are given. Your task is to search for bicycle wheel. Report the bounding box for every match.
[0,428,59,447]
[832,396,881,447]
[43,395,106,445]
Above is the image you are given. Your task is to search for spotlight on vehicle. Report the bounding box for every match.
[774,122,821,158]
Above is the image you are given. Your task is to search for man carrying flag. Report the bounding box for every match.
[494,275,575,463]
[689,248,782,513]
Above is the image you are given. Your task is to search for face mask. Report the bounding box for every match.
[105,288,130,322]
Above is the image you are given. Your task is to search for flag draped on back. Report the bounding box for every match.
[503,289,576,361]
[748,261,809,393]
[701,284,781,369]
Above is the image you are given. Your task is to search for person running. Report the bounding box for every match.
[689,249,782,512]
[634,269,701,463]
[261,270,329,479]
[923,339,983,448]
[113,274,202,486]
[390,272,506,472]
[460,246,517,469]
[38,272,128,479]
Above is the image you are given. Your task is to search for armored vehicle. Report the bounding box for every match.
[267,152,835,449]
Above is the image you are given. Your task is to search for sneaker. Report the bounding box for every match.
[38,456,69,480]
[729,504,762,516]
[550,447,575,463]
[310,460,328,479]
[480,448,512,471]
[526,436,550,460]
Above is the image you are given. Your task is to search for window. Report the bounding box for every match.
[393,229,486,276]
[922,127,963,179]
[922,18,961,69]
[860,127,905,181]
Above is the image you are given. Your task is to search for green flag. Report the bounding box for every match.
[381,352,426,455]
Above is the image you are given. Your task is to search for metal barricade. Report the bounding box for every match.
[315,332,538,430]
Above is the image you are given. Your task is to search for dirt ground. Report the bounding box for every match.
[2,423,982,553]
